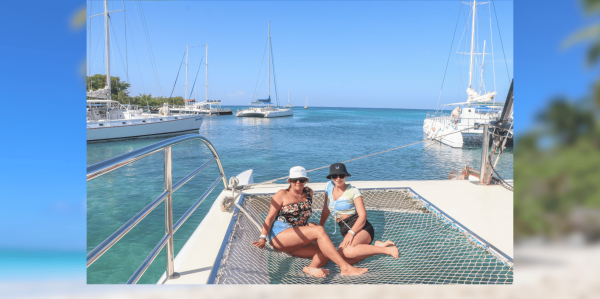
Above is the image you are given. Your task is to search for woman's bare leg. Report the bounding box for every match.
[374,240,396,247]
[287,243,330,277]
[272,226,368,276]
[338,231,399,264]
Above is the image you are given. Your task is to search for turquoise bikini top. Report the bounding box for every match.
[325,181,362,216]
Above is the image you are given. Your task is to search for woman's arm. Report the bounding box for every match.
[319,193,330,226]
[252,190,284,249]
[349,196,367,234]
[339,196,367,249]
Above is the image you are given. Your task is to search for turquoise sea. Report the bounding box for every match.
[87,106,513,284]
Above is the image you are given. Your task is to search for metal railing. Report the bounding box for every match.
[425,112,501,134]
[86,134,228,284]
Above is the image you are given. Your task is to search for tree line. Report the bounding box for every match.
[86,74,187,107]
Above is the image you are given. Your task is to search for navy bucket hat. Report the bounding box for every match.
[326,163,351,179]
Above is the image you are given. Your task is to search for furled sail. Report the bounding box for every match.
[466,88,496,103]
[256,96,271,104]
[87,87,110,99]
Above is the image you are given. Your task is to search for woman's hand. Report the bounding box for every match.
[339,233,354,249]
[252,239,266,249]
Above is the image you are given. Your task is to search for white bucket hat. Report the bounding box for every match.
[288,166,309,181]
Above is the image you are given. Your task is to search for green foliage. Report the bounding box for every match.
[86,74,185,107]
[515,0,600,242]
[515,97,600,241]
[128,94,185,107]
[87,74,130,99]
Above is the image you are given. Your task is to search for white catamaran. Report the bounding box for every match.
[423,0,509,148]
[237,22,293,118]
[86,0,202,142]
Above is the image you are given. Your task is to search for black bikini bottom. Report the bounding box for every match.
[338,213,375,244]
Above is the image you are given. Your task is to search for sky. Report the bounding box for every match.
[87,0,513,110]
[0,0,594,256]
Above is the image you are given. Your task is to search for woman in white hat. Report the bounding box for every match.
[319,163,399,264]
[252,166,368,277]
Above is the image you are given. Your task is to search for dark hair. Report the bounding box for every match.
[286,184,292,191]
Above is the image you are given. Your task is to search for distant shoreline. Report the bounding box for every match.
[222,105,453,111]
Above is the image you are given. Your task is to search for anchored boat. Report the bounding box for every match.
[169,44,233,116]
[86,0,202,142]
[423,0,511,147]
[237,22,292,118]
[87,100,203,141]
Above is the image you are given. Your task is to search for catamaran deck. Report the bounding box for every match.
[160,179,512,284]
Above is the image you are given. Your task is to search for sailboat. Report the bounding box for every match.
[423,0,508,148]
[304,96,308,109]
[283,88,294,109]
[170,44,233,116]
[236,22,293,118]
[87,0,202,142]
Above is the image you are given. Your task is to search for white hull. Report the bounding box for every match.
[236,107,293,118]
[87,115,203,141]
[423,118,464,148]
[170,107,233,116]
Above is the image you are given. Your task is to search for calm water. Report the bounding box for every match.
[87,106,513,284]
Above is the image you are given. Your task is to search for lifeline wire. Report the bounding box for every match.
[250,125,482,187]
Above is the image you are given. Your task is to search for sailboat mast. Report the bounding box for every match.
[206,44,208,102]
[268,21,271,101]
[104,0,111,101]
[185,44,189,103]
[468,0,476,89]
[479,40,486,94]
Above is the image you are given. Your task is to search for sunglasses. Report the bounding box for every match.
[330,174,346,179]
[289,178,308,183]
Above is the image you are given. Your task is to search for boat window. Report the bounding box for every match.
[99,124,103,126]
[122,122,126,124]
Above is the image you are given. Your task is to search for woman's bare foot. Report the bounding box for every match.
[303,267,329,277]
[385,246,399,258]
[374,240,396,247]
[340,265,368,276]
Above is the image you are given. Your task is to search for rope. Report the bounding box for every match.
[488,156,513,191]
[436,2,464,110]
[252,39,269,103]
[168,50,187,104]
[243,125,481,188]
[491,0,511,85]
[109,20,128,80]
[188,55,205,100]
[133,0,163,97]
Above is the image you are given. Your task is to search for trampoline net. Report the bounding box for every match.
[214,189,513,284]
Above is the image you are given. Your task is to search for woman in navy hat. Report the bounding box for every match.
[252,166,368,277]
[319,163,399,264]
